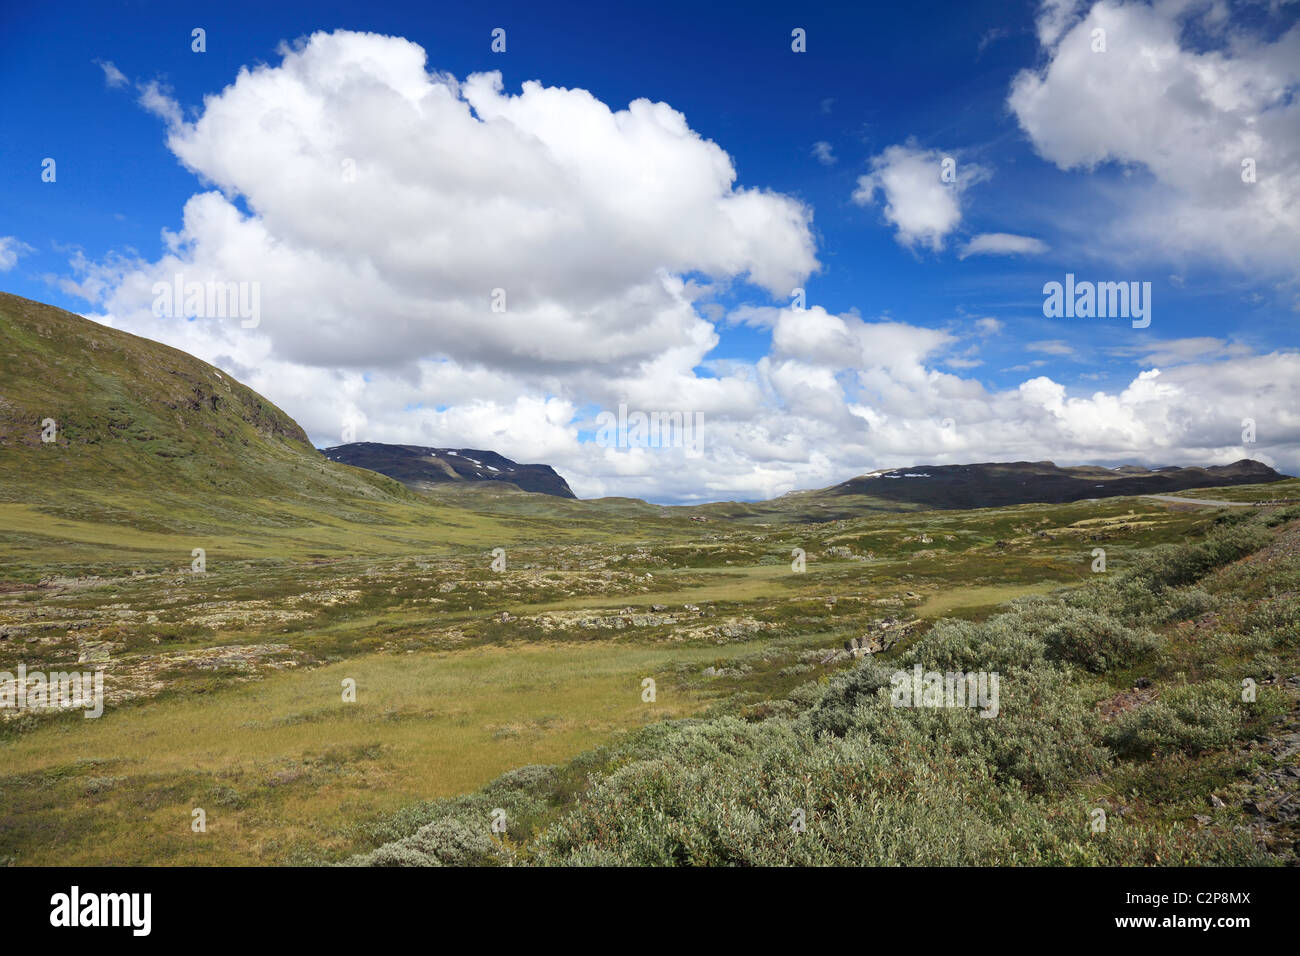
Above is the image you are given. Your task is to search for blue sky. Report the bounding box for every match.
[1,0,1298,501]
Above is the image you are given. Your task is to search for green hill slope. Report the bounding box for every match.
[0,291,402,503]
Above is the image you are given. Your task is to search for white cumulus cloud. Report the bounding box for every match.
[1009,0,1300,277]
[853,143,988,252]
[59,27,1300,502]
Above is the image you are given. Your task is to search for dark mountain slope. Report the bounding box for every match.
[322,442,576,498]
[821,460,1287,510]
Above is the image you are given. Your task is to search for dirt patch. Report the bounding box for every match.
[1097,685,1159,722]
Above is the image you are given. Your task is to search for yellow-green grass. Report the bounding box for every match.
[0,492,607,571]
[915,581,1065,619]
[0,473,1215,579]
[0,637,766,866]
[0,481,1254,866]
[1155,478,1300,503]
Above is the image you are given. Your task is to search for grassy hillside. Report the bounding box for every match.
[0,291,403,503]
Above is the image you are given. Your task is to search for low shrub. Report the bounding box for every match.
[1128,524,1271,592]
[1104,681,1243,759]
[896,613,1047,675]
[353,818,497,867]
[1036,607,1160,673]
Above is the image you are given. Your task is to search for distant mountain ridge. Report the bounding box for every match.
[821,459,1288,510]
[321,442,577,498]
